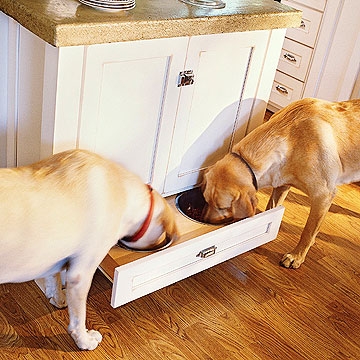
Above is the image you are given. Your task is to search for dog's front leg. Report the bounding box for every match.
[280,192,334,269]
[266,185,291,210]
[66,267,102,350]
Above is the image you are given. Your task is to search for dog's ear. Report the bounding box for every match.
[231,188,258,220]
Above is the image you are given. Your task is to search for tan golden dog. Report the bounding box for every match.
[202,98,360,268]
[0,149,177,350]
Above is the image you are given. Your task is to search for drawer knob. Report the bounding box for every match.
[275,85,289,95]
[197,245,217,258]
[283,53,297,62]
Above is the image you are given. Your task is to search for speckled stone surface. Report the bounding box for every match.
[0,0,301,47]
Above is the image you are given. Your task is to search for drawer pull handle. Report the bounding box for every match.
[283,53,297,62]
[276,85,289,95]
[197,245,217,258]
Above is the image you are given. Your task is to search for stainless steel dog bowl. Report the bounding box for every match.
[117,235,173,252]
[176,187,212,225]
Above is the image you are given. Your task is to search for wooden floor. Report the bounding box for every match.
[1,183,360,359]
[1,111,360,359]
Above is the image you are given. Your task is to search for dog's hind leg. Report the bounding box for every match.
[280,190,335,269]
[266,185,291,210]
[65,262,102,350]
[44,273,67,308]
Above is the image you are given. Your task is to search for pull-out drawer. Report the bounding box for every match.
[100,196,284,308]
[278,38,312,82]
[282,1,323,48]
[269,70,303,109]
[287,0,325,12]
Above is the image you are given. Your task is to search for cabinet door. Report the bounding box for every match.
[163,31,274,195]
[78,37,187,185]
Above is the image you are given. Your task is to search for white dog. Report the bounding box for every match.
[0,149,177,350]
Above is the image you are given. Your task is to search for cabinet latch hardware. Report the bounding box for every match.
[197,245,217,258]
[178,70,194,87]
[276,85,289,95]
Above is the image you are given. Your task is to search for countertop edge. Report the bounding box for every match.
[1,2,302,47]
[54,12,302,47]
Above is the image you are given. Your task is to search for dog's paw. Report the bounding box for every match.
[70,329,102,351]
[49,289,67,308]
[280,253,304,269]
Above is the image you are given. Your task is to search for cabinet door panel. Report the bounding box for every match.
[79,38,187,184]
[163,31,271,195]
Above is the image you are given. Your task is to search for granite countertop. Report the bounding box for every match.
[0,0,301,47]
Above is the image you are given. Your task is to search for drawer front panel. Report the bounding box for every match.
[110,206,284,307]
[269,71,303,109]
[278,38,312,81]
[282,1,322,47]
[287,0,325,12]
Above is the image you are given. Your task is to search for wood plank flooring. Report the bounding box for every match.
[1,111,360,359]
[1,183,360,359]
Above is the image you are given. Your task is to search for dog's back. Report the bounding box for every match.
[236,98,360,186]
[0,150,128,283]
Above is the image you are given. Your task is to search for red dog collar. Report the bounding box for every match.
[122,184,154,243]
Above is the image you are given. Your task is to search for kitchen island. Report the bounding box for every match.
[0,0,300,307]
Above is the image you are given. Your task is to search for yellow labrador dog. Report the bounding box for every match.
[0,149,177,350]
[202,98,360,269]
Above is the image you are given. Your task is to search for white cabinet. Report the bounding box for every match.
[163,31,278,195]
[4,23,286,196]
[75,30,286,195]
[2,18,287,307]
[77,37,188,185]
[269,0,360,111]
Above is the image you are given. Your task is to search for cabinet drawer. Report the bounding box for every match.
[100,197,284,308]
[278,38,312,82]
[286,0,326,12]
[269,71,303,109]
[282,1,323,47]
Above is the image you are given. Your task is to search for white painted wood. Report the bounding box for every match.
[245,28,287,134]
[5,25,285,194]
[303,0,360,101]
[270,0,360,111]
[270,71,303,109]
[163,31,276,195]
[78,37,187,186]
[282,1,323,48]
[110,206,285,307]
[0,12,10,167]
[41,45,84,158]
[288,0,326,12]
[339,31,360,101]
[351,69,360,100]
[5,19,20,168]
[277,38,313,82]
[16,26,46,166]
